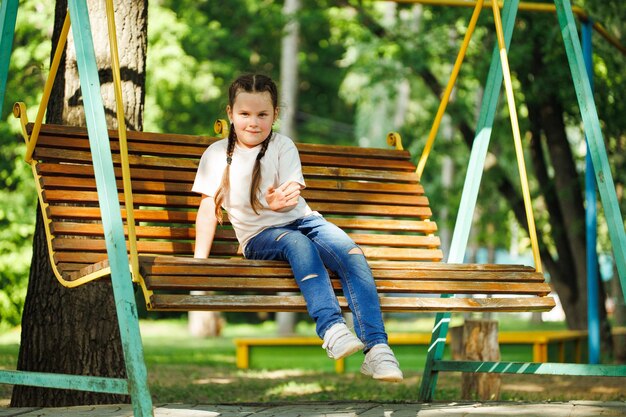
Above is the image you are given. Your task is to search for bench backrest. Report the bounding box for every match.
[31,124,442,280]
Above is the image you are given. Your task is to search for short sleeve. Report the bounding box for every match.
[277,136,306,188]
[192,140,227,197]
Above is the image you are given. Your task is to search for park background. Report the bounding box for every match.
[0,0,625,406]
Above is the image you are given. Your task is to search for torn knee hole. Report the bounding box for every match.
[348,247,364,255]
[301,274,318,281]
[276,231,291,241]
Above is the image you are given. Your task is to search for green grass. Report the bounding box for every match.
[1,317,624,405]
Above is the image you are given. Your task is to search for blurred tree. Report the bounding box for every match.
[0,0,50,332]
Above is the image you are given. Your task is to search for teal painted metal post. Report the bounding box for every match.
[0,0,18,115]
[581,20,600,365]
[417,0,520,402]
[67,1,153,416]
[554,0,626,298]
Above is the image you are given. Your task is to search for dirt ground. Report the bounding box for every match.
[452,373,626,401]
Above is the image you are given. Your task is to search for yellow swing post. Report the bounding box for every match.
[490,0,542,272]
[415,0,485,181]
[104,0,141,285]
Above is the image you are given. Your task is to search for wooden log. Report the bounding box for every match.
[450,319,501,400]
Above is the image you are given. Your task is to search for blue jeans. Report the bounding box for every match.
[244,214,388,350]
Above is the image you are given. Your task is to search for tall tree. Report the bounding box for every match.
[11,0,147,406]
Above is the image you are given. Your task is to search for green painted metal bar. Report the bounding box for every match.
[554,0,626,294]
[67,1,153,416]
[581,20,600,365]
[418,0,521,402]
[0,0,18,116]
[418,312,451,401]
[0,371,128,394]
[434,360,626,376]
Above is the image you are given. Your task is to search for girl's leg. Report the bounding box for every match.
[244,223,344,338]
[298,215,388,351]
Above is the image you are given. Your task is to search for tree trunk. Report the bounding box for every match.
[450,320,501,401]
[275,0,301,336]
[188,309,223,338]
[279,0,300,140]
[11,0,147,406]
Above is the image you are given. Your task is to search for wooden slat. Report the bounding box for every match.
[306,179,425,195]
[37,134,208,159]
[34,147,199,170]
[44,191,432,217]
[32,123,213,147]
[303,166,418,183]
[41,183,428,207]
[148,294,556,313]
[143,275,551,295]
[297,141,412,160]
[47,206,439,233]
[52,238,441,261]
[308,202,432,218]
[40,176,192,194]
[43,190,199,208]
[53,251,108,265]
[52,238,234,255]
[37,163,197,183]
[48,206,198,223]
[299,153,415,171]
[49,222,236,241]
[140,263,544,282]
[139,256,535,270]
[50,222,439,248]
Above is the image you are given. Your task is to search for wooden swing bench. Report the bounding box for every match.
[22,120,555,315]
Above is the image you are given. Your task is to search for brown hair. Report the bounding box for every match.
[213,74,278,223]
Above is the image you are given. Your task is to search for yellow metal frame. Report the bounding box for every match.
[415,0,485,181]
[15,103,109,288]
[490,0,542,271]
[410,0,543,271]
[214,118,230,138]
[24,13,70,164]
[16,6,154,303]
[386,132,404,150]
[104,0,153,305]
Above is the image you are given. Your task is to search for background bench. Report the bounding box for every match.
[28,122,554,314]
[234,329,626,373]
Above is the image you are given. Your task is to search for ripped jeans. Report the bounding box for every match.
[244,214,388,350]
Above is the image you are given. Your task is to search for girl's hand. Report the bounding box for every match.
[266,181,302,212]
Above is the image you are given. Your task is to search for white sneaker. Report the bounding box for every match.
[322,322,364,360]
[361,344,403,382]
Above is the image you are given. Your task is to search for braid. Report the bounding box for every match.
[213,125,237,223]
[249,131,273,215]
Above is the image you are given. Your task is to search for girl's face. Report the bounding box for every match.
[227,91,278,149]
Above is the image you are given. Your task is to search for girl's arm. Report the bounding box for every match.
[194,194,219,258]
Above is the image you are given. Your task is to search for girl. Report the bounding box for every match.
[192,74,402,382]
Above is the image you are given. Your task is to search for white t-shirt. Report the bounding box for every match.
[192,132,315,251]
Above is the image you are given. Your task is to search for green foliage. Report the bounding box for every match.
[0,0,52,330]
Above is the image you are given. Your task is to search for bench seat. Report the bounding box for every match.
[26,123,555,314]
